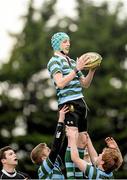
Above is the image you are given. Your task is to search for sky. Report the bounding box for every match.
[0,0,127,64]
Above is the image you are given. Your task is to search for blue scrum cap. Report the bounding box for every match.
[51,32,70,51]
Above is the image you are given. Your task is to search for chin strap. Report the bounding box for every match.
[2,169,17,177]
[60,51,66,55]
[60,51,71,67]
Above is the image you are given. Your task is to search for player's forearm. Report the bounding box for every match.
[80,70,95,88]
[54,70,77,89]
[118,151,123,167]
[49,122,64,163]
[69,138,79,162]
[53,122,64,148]
[87,138,98,164]
[116,147,123,167]
[69,138,87,173]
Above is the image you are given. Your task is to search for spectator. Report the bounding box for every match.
[0,146,30,179]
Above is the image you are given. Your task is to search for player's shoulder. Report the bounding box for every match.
[49,55,61,63]
[47,56,62,68]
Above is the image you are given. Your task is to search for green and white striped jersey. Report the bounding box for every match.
[65,147,84,179]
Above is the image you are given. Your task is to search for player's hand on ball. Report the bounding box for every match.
[79,52,102,70]
[76,55,90,71]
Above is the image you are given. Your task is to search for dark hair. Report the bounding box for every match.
[0,146,13,162]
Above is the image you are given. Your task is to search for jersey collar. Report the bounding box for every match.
[2,168,17,177]
[54,52,70,61]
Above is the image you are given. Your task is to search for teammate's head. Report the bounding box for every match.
[30,143,51,165]
[0,146,18,166]
[97,148,121,173]
[51,32,70,53]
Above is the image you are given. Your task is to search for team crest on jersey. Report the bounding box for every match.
[56,132,61,138]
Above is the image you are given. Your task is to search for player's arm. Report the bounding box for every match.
[85,132,98,165]
[53,57,90,89]
[54,71,77,89]
[66,126,88,172]
[49,105,69,163]
[79,69,96,88]
[71,149,87,173]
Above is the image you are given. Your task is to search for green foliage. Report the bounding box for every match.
[0,0,127,178]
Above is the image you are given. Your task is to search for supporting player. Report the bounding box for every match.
[30,105,69,179]
[66,126,123,179]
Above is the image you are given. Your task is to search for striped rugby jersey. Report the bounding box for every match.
[85,164,114,179]
[47,54,84,105]
[65,147,84,179]
[38,155,64,179]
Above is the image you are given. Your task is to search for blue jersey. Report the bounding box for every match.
[85,164,114,179]
[47,54,84,105]
[38,155,64,179]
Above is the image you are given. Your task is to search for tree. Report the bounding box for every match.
[0,0,126,178]
[71,0,127,178]
[0,0,58,178]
